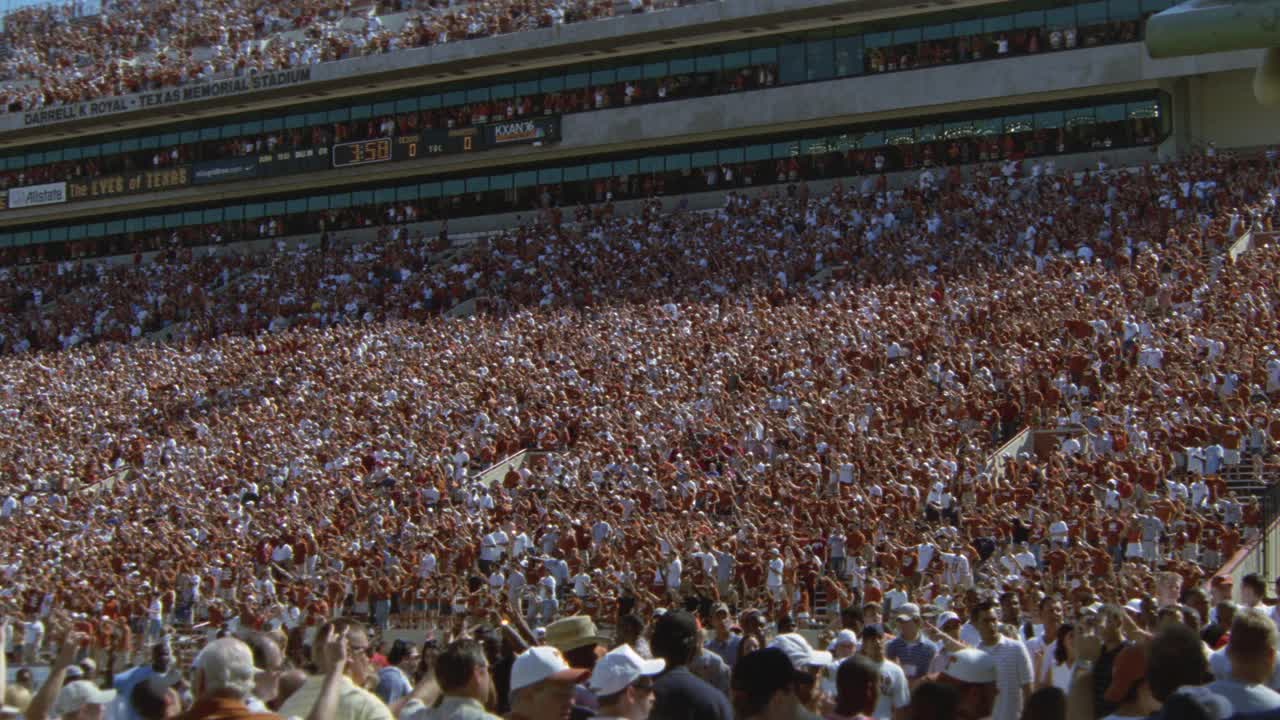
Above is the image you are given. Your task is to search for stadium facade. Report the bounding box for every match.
[0,0,1274,261]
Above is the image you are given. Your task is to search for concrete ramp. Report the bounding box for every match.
[445,296,480,318]
[471,448,548,488]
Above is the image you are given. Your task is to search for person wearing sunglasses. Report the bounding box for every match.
[588,645,666,720]
[375,639,420,705]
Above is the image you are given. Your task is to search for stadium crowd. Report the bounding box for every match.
[0,0,1156,119]
[0,9,1156,193]
[0,148,1279,720]
[0,0,684,117]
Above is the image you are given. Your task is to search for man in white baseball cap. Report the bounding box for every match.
[932,648,998,720]
[926,611,965,675]
[768,633,834,671]
[510,647,590,720]
[767,633,834,710]
[588,645,665,720]
[53,680,117,720]
[830,630,859,661]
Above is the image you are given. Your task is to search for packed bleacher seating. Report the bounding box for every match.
[0,149,1279,720]
[0,0,1155,119]
[0,0,685,116]
[0,101,1169,266]
[0,7,1158,195]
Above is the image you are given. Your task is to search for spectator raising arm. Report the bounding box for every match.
[308,625,349,720]
[25,631,89,720]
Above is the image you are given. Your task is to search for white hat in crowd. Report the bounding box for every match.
[768,633,833,669]
[939,649,997,684]
[588,644,665,697]
[53,681,116,717]
[828,629,859,653]
[894,603,922,622]
[511,646,590,693]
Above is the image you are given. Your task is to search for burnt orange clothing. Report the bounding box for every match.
[179,695,279,720]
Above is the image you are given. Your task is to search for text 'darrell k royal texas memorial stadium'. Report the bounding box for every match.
[0,0,1274,260]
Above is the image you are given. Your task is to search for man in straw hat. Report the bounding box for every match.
[543,616,610,716]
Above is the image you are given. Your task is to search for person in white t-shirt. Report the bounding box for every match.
[959,608,984,650]
[1048,519,1069,548]
[571,571,592,599]
[1039,624,1074,693]
[418,551,437,579]
[883,582,909,617]
[974,602,1033,720]
[480,527,510,572]
[591,519,612,549]
[926,612,964,675]
[766,549,785,600]
[147,595,165,645]
[836,457,855,485]
[488,569,507,598]
[940,549,972,588]
[20,616,43,664]
[1266,358,1280,394]
[858,625,909,720]
[451,446,470,482]
[664,553,682,596]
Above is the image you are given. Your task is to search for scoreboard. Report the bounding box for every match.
[331,117,557,170]
[421,127,482,155]
[332,137,394,167]
[0,117,563,210]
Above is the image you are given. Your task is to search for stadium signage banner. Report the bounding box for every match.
[259,146,330,176]
[192,157,259,185]
[8,182,67,209]
[484,116,561,147]
[67,167,190,201]
[21,68,313,128]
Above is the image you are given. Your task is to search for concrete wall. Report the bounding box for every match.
[1185,69,1280,150]
[1214,515,1280,587]
[555,44,1260,149]
[983,428,1035,486]
[0,43,1250,228]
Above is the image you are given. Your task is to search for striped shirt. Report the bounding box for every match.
[884,637,938,681]
[979,637,1033,720]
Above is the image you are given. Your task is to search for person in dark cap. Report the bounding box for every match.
[704,604,741,670]
[649,610,732,720]
[729,648,803,720]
